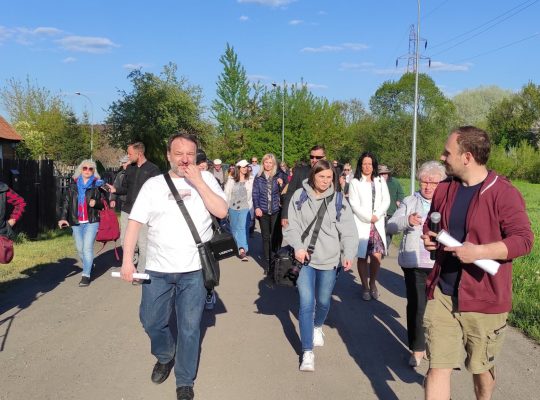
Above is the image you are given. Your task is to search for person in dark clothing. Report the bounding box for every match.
[58,159,106,286]
[252,153,287,268]
[0,181,26,240]
[109,155,130,210]
[107,142,161,273]
[281,145,326,228]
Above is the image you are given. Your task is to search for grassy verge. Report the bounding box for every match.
[396,178,540,342]
[0,230,75,284]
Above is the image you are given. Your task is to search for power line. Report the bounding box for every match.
[421,0,451,22]
[430,0,539,54]
[451,31,540,63]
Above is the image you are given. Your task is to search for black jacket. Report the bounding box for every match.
[60,179,105,225]
[114,161,161,213]
[281,165,311,219]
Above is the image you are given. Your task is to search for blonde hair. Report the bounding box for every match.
[259,153,278,177]
[73,159,100,180]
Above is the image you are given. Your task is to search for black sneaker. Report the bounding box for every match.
[151,360,174,384]
[79,276,91,287]
[176,386,194,400]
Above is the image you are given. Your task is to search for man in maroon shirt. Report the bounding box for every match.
[0,182,26,239]
[422,126,533,400]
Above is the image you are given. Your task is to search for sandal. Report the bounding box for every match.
[362,290,371,301]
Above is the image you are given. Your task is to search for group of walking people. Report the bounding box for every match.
[48,125,532,400]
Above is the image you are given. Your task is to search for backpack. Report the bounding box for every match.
[294,189,344,221]
[96,200,121,260]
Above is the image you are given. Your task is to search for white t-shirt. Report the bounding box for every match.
[129,171,226,273]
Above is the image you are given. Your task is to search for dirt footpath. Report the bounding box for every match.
[0,236,538,400]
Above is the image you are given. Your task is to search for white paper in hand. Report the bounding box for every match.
[436,230,500,275]
[111,271,150,280]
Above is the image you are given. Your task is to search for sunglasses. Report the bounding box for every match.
[82,166,94,171]
[310,155,324,160]
[343,168,351,171]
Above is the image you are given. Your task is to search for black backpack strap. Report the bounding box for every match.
[163,173,203,245]
[306,195,330,255]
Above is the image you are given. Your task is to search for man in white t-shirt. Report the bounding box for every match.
[120,132,228,400]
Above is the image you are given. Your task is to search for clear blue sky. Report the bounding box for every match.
[1,0,539,123]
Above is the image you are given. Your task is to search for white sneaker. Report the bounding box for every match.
[313,327,325,347]
[205,291,216,310]
[299,351,315,372]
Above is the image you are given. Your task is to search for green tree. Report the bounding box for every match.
[106,63,211,168]
[0,76,73,160]
[452,85,512,129]
[487,82,540,149]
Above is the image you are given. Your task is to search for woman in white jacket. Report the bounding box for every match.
[348,152,390,301]
[224,159,254,261]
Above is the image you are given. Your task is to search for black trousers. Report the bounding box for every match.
[402,267,431,351]
[259,212,282,262]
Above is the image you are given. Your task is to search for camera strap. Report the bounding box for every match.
[302,194,333,256]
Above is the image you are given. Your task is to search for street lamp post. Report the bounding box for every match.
[410,0,421,195]
[272,81,286,162]
[75,92,94,160]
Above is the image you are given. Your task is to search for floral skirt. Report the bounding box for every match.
[366,223,385,256]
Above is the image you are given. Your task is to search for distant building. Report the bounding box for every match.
[0,116,22,160]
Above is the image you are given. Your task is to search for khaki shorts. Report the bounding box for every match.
[423,286,508,375]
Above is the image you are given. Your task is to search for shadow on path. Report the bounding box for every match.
[254,278,301,355]
[0,257,80,351]
[326,270,423,400]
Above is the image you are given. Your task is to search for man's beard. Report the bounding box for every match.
[170,163,186,177]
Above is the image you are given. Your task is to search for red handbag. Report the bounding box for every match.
[0,235,14,264]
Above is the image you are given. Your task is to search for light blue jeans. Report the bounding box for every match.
[71,222,99,277]
[297,265,338,351]
[140,270,207,387]
[229,208,250,252]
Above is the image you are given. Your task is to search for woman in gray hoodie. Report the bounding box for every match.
[284,160,359,372]
[386,161,446,368]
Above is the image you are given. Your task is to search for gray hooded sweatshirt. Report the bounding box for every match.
[283,180,359,270]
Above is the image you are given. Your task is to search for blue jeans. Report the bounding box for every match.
[140,270,207,387]
[229,208,250,252]
[71,222,99,277]
[297,265,338,351]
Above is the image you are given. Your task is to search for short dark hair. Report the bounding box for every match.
[309,145,326,154]
[307,159,341,192]
[167,131,199,152]
[453,126,491,165]
[354,151,379,180]
[129,142,145,154]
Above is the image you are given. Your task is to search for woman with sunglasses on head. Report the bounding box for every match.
[386,161,446,368]
[284,160,358,372]
[348,151,390,301]
[223,159,254,261]
[58,159,107,286]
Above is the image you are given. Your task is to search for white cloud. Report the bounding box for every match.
[237,0,296,7]
[373,67,406,75]
[306,83,328,89]
[31,27,63,36]
[318,11,327,15]
[289,19,303,25]
[239,15,249,21]
[57,36,119,53]
[339,62,375,71]
[429,61,471,72]
[0,26,13,42]
[62,57,77,63]
[123,63,150,70]
[247,74,269,82]
[301,42,369,53]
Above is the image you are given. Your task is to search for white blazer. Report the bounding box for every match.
[348,176,390,258]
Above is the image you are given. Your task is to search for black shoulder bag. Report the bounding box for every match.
[164,173,237,290]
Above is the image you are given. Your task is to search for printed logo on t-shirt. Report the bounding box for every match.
[168,189,192,201]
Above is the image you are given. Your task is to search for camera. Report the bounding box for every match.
[285,252,310,284]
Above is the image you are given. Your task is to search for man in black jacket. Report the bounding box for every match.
[281,145,326,228]
[107,142,160,272]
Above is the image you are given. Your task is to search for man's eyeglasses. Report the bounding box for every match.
[82,166,94,172]
[420,181,439,188]
[310,155,324,160]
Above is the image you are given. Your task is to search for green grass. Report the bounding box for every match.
[0,229,75,285]
[396,178,540,342]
